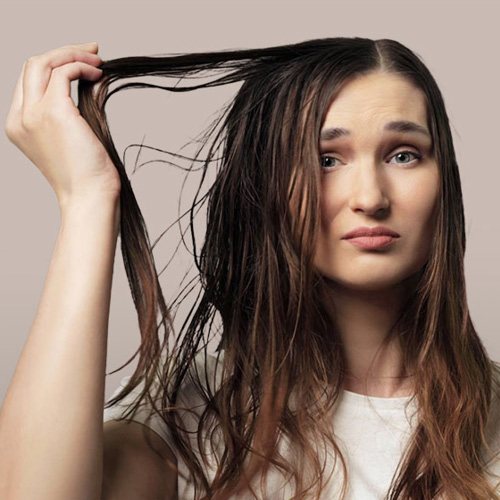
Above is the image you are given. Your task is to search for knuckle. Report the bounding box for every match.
[4,119,19,141]
[50,65,63,76]
[21,109,42,130]
[52,64,68,73]
[51,64,71,77]
[5,115,26,143]
[25,55,40,67]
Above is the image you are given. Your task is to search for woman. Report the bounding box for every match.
[3,36,500,500]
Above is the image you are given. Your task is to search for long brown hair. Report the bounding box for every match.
[79,36,500,499]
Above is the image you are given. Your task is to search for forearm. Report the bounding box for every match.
[0,193,121,500]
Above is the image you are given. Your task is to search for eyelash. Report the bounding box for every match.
[319,149,424,171]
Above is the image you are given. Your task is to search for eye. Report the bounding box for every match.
[388,150,423,166]
[319,154,341,169]
[319,149,424,172]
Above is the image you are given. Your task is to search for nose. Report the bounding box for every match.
[347,162,390,216]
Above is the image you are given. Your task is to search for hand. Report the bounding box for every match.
[4,42,121,207]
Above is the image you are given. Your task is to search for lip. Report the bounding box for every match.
[345,236,398,249]
[342,225,400,239]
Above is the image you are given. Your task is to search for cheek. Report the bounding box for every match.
[318,178,338,222]
[404,173,440,229]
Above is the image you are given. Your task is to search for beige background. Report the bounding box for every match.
[0,0,498,403]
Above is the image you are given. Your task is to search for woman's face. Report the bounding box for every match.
[314,71,440,292]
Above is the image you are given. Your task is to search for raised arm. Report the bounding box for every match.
[0,194,120,500]
[0,42,121,499]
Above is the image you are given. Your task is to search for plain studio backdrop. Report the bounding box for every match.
[0,0,498,404]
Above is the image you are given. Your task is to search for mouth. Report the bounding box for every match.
[344,235,399,249]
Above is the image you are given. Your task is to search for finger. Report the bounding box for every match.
[44,61,103,101]
[59,42,99,54]
[23,48,102,107]
[10,61,27,114]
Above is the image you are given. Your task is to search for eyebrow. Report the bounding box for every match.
[319,120,431,141]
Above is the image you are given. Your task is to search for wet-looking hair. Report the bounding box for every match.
[79,36,500,499]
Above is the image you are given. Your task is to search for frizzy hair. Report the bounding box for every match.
[78,36,500,499]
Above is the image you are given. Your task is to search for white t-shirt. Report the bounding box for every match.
[103,349,500,499]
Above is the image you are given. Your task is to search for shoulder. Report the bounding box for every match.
[102,419,178,499]
[103,348,226,444]
[172,348,226,415]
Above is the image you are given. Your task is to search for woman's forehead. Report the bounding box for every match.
[320,73,429,140]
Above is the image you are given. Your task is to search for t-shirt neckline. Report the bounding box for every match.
[339,388,417,411]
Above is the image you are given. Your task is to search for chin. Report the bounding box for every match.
[318,268,417,294]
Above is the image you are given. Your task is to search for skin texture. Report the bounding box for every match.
[315,71,440,398]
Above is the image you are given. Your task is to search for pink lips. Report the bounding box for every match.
[342,225,400,249]
[342,225,400,239]
[345,236,398,249]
